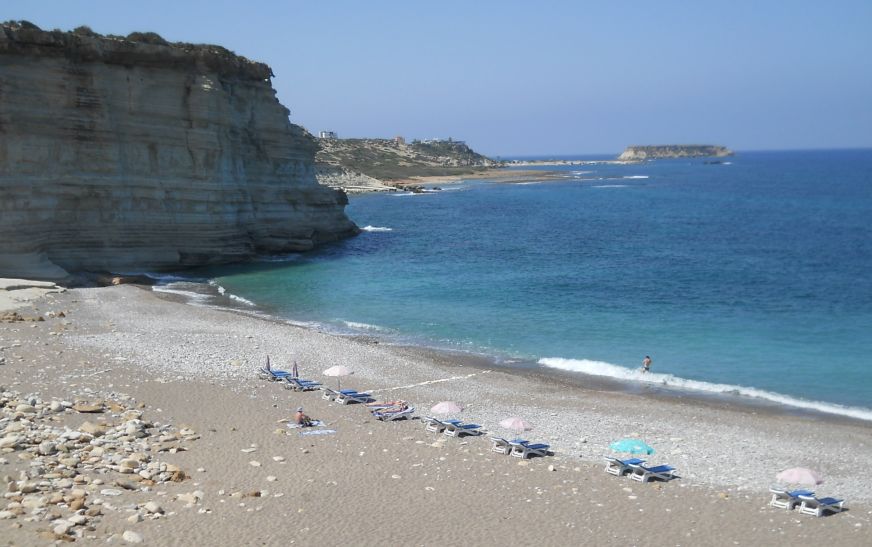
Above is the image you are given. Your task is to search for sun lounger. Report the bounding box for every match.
[335,390,373,405]
[629,463,676,482]
[283,377,322,392]
[321,387,360,401]
[258,366,291,381]
[490,437,529,455]
[603,456,646,476]
[372,406,415,421]
[768,488,814,510]
[797,494,846,517]
[510,442,550,459]
[443,422,483,438]
[423,417,460,433]
[366,400,407,410]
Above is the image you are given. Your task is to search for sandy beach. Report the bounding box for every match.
[1,283,870,546]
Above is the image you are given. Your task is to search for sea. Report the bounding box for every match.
[157,149,872,421]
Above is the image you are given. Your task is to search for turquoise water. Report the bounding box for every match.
[200,150,872,419]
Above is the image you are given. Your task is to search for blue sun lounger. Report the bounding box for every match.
[372,406,415,421]
[258,366,292,381]
[423,417,461,433]
[443,422,483,437]
[283,377,322,392]
[511,442,550,459]
[769,488,814,510]
[334,390,373,405]
[491,437,529,455]
[629,463,676,482]
[604,456,646,476]
[797,494,846,517]
[321,387,360,401]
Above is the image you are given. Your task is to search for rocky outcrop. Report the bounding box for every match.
[617,145,733,161]
[0,22,358,281]
[314,165,396,194]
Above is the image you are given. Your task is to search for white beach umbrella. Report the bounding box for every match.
[322,365,353,389]
[430,401,463,415]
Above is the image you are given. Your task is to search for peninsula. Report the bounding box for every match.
[0,22,358,282]
[315,136,502,192]
[617,145,734,161]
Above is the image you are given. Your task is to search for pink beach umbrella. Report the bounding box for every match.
[776,467,823,486]
[430,401,463,415]
[499,417,533,437]
[322,365,353,389]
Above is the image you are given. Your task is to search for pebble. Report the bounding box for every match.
[127,514,143,523]
[249,461,261,467]
[122,530,144,543]
[266,476,277,482]
[144,501,163,514]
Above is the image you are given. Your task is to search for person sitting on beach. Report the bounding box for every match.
[642,355,652,373]
[294,406,313,427]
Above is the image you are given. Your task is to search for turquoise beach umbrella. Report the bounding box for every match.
[609,438,655,455]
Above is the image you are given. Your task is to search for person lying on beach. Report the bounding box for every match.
[366,400,408,411]
[294,407,314,427]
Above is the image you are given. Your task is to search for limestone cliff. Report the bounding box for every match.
[617,145,733,161]
[0,22,359,281]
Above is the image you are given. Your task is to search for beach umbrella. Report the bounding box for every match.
[265,355,271,371]
[322,365,353,389]
[500,416,532,443]
[430,401,463,415]
[499,416,533,438]
[776,467,823,486]
[292,361,299,379]
[609,438,655,455]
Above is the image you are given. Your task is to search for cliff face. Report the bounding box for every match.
[0,22,358,281]
[618,145,733,161]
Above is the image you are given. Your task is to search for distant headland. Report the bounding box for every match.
[617,145,734,161]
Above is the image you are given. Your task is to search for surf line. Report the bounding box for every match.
[369,370,493,393]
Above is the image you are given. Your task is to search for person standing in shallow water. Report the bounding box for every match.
[642,355,652,373]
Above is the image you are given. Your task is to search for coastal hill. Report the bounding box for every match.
[618,145,734,161]
[315,137,501,192]
[0,22,358,281]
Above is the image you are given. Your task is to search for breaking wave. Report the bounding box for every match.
[361,225,393,232]
[538,357,872,422]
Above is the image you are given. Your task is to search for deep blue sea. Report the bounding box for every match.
[179,150,872,420]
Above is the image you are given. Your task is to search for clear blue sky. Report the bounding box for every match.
[5,0,871,156]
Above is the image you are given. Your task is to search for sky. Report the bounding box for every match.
[5,0,872,156]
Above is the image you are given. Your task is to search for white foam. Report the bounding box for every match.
[151,285,210,302]
[623,175,649,179]
[228,293,256,306]
[207,281,256,306]
[361,225,393,232]
[342,320,389,332]
[538,357,872,422]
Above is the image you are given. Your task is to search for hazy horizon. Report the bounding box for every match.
[5,0,871,157]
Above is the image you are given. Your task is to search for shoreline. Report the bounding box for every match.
[150,277,872,428]
[1,283,869,544]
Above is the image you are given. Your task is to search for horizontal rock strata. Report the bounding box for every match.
[0,23,358,281]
